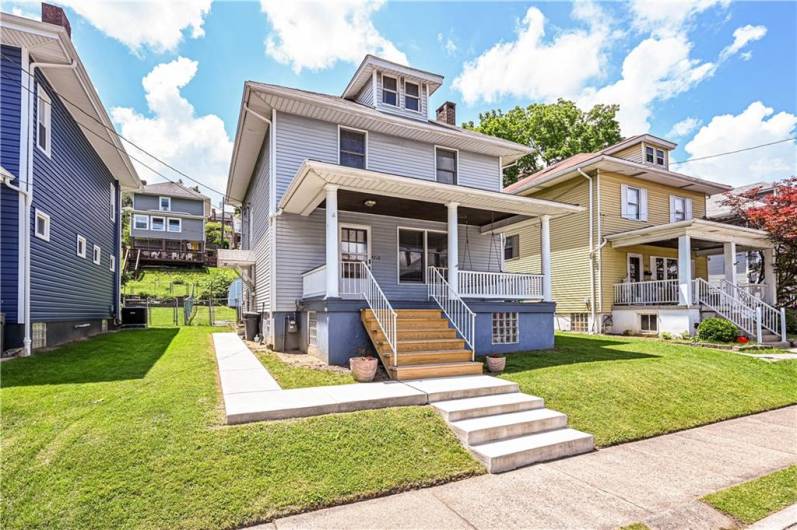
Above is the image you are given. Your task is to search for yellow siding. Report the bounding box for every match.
[613,143,644,164]
[506,179,594,313]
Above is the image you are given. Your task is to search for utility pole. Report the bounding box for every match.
[220,198,226,249]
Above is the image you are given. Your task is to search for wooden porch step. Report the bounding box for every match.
[397,328,458,340]
[388,361,483,381]
[397,338,465,352]
[394,349,473,365]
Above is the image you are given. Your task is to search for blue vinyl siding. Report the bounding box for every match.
[0,45,22,322]
[29,70,119,321]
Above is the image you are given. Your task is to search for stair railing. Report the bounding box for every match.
[427,267,476,358]
[356,261,398,366]
[694,278,760,341]
[717,279,784,339]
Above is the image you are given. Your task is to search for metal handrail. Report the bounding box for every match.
[427,266,476,357]
[694,278,759,339]
[354,261,398,366]
[717,279,782,337]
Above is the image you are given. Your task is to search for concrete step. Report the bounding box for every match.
[432,392,545,422]
[470,428,595,474]
[395,349,473,365]
[397,338,465,352]
[390,361,483,380]
[450,408,568,445]
[403,375,519,402]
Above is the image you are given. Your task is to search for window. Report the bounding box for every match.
[626,186,640,220]
[167,218,182,233]
[159,196,171,211]
[404,81,420,111]
[622,184,646,221]
[398,229,425,283]
[150,216,165,231]
[339,128,366,169]
[382,75,398,106]
[492,312,519,344]
[571,313,589,333]
[93,244,101,265]
[640,314,658,333]
[76,235,86,258]
[34,209,50,241]
[656,149,665,166]
[110,254,116,272]
[32,322,47,349]
[645,146,654,164]
[435,148,457,185]
[109,182,116,221]
[504,234,519,261]
[133,214,149,230]
[36,85,51,156]
[308,311,317,347]
[670,195,692,222]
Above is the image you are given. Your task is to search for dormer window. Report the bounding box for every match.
[645,146,666,166]
[404,81,420,112]
[382,75,398,106]
[645,146,654,164]
[656,149,665,166]
[159,196,171,211]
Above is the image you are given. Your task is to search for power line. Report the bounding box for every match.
[0,54,227,198]
[670,137,796,166]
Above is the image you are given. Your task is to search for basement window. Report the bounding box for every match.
[492,312,519,344]
[640,314,658,333]
[32,322,47,349]
[308,311,318,347]
[571,313,589,332]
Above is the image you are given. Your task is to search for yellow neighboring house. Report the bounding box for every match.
[499,134,787,344]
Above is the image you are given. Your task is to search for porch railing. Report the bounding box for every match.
[427,267,475,357]
[301,265,326,298]
[694,278,759,339]
[301,261,371,298]
[358,261,398,366]
[458,270,544,300]
[716,279,784,339]
[614,279,679,305]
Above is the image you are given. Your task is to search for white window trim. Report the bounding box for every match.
[336,125,368,169]
[150,216,166,232]
[109,182,116,222]
[621,184,647,221]
[650,256,679,281]
[504,233,519,262]
[644,144,655,164]
[93,244,101,265]
[381,73,398,107]
[640,313,658,334]
[34,209,50,241]
[307,311,318,347]
[110,254,116,272]
[434,145,459,185]
[167,217,182,233]
[76,234,87,258]
[627,252,643,282]
[36,84,52,157]
[403,80,421,113]
[339,223,372,263]
[159,196,171,212]
[133,214,149,230]
[396,226,447,285]
[669,194,693,223]
[491,312,519,345]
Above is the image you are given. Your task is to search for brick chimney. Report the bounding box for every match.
[436,101,456,126]
[41,3,71,38]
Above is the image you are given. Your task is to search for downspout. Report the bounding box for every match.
[577,168,596,334]
[596,170,602,317]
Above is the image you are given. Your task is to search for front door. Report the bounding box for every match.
[627,254,642,282]
[340,225,370,294]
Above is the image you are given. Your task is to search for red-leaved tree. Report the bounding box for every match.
[721,177,797,311]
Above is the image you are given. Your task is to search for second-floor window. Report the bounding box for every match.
[382,75,398,106]
[670,195,692,222]
[339,128,366,169]
[404,81,420,111]
[151,216,165,231]
[36,85,52,157]
[621,184,647,221]
[133,214,149,230]
[435,148,457,185]
[159,196,171,211]
[167,218,182,232]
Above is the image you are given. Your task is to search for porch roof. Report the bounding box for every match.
[217,249,255,267]
[278,161,583,227]
[605,219,773,250]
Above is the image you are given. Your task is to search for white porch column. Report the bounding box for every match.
[325,185,339,298]
[678,235,692,305]
[541,215,552,302]
[763,247,777,305]
[447,202,459,293]
[723,242,737,286]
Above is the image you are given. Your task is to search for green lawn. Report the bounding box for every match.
[147,305,237,327]
[703,466,797,524]
[0,328,481,529]
[123,267,238,298]
[499,333,797,446]
[256,351,355,388]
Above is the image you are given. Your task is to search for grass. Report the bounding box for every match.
[123,267,238,298]
[499,333,797,446]
[0,328,482,529]
[148,305,237,327]
[256,351,355,388]
[703,466,797,524]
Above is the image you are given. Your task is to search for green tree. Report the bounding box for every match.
[464,99,622,187]
[205,221,232,249]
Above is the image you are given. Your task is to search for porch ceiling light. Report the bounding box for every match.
[363,200,377,208]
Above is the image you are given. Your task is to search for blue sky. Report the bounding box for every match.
[9,1,797,201]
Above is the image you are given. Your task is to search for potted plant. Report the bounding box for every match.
[349,348,378,382]
[485,354,506,373]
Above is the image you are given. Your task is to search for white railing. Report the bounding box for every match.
[340,260,367,297]
[457,270,543,300]
[427,267,476,357]
[302,265,326,298]
[614,279,679,305]
[694,278,759,339]
[353,261,398,366]
[717,279,784,339]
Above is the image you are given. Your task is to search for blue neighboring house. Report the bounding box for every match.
[1,5,141,355]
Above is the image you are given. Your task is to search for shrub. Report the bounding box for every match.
[697,318,738,343]
[660,331,672,340]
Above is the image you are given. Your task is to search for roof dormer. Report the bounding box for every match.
[342,55,444,122]
[605,134,677,170]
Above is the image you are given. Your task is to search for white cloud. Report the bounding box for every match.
[629,0,730,36]
[260,0,407,73]
[437,33,457,56]
[668,117,702,138]
[453,2,614,104]
[719,24,767,61]
[111,57,233,199]
[678,102,797,186]
[740,51,753,61]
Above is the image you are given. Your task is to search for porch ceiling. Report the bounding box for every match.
[605,219,773,250]
[279,160,583,226]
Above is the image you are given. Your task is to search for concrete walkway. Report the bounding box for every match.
[270,406,797,530]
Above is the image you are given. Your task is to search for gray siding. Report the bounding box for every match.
[130,216,204,242]
[245,140,272,311]
[275,113,337,202]
[133,193,204,216]
[460,151,501,191]
[355,80,374,107]
[368,131,434,181]
[274,210,503,311]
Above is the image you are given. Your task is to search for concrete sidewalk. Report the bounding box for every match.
[270,406,797,530]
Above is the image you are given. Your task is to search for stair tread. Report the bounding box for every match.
[398,338,463,344]
[451,408,565,432]
[396,349,473,356]
[434,393,544,414]
[395,361,482,369]
[471,428,594,455]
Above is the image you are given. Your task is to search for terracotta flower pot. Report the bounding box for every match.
[350,356,378,382]
[486,355,506,373]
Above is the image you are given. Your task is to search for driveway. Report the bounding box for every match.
[268,406,796,529]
